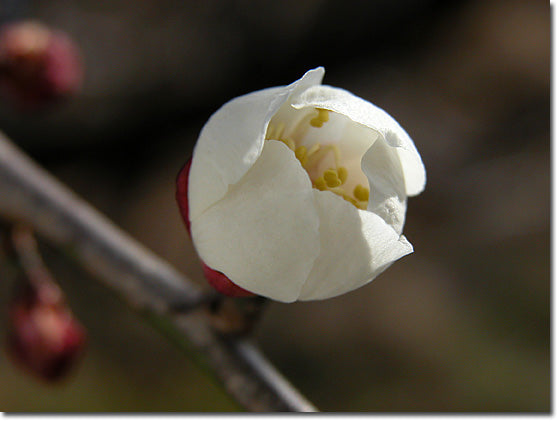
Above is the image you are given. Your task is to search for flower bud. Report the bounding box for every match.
[176,160,255,297]
[7,280,86,382]
[179,68,426,302]
[0,21,83,109]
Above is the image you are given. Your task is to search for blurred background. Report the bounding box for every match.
[0,0,550,412]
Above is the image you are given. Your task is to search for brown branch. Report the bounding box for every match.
[0,132,317,412]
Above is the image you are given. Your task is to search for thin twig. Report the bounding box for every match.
[0,132,317,412]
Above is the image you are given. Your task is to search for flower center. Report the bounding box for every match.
[265,108,370,210]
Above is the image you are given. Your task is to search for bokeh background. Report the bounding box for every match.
[0,0,550,412]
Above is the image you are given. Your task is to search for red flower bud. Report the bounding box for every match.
[7,280,86,382]
[0,21,83,109]
[176,160,255,297]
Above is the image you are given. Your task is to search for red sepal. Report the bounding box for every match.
[175,159,192,236]
[202,262,254,297]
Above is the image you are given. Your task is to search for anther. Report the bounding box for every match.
[324,169,342,188]
[310,108,329,128]
[337,167,348,184]
[314,177,327,191]
[353,184,370,202]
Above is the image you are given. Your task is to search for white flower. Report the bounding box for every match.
[182,67,426,302]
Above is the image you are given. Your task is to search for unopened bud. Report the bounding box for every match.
[7,280,86,382]
[0,21,83,109]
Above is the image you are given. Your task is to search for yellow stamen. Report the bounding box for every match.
[310,108,330,128]
[307,142,320,157]
[328,187,344,195]
[280,137,296,151]
[337,166,348,184]
[353,184,370,202]
[266,117,368,210]
[306,145,329,169]
[332,144,341,168]
[324,169,342,188]
[327,187,360,208]
[306,144,341,170]
[265,123,275,139]
[265,122,285,140]
[295,145,308,167]
[344,194,360,208]
[314,177,327,191]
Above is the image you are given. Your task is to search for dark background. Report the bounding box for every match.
[0,0,550,412]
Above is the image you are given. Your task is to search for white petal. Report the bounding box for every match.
[291,85,426,197]
[362,137,408,233]
[190,141,320,303]
[188,67,325,221]
[298,191,413,301]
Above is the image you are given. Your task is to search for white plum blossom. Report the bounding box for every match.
[180,67,426,302]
